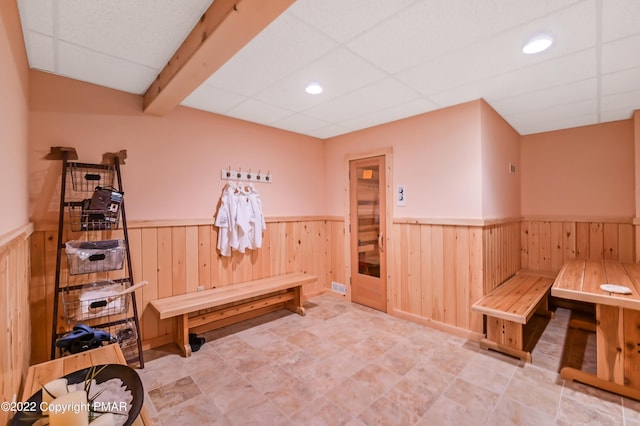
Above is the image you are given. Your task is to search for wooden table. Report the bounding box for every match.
[552,259,640,400]
[21,344,152,425]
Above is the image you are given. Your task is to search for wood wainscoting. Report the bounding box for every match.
[0,224,32,425]
[391,219,521,336]
[521,218,634,274]
[29,217,345,364]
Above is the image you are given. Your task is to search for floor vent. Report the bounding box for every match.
[331,281,346,295]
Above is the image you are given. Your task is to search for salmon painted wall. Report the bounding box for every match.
[324,100,483,219]
[521,120,635,218]
[0,0,29,235]
[635,110,640,217]
[480,101,521,219]
[28,72,326,224]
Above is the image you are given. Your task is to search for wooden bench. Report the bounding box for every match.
[150,272,316,357]
[472,272,555,362]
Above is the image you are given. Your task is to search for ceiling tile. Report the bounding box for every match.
[203,13,338,97]
[305,78,419,123]
[225,99,293,125]
[490,79,597,117]
[601,34,640,74]
[601,67,640,96]
[339,98,439,130]
[429,49,596,107]
[270,114,330,135]
[181,85,247,115]
[306,124,352,139]
[600,108,636,122]
[57,41,158,94]
[602,0,640,43]
[57,0,212,69]
[288,0,416,43]
[504,98,597,134]
[512,112,598,135]
[347,0,581,74]
[600,89,640,112]
[24,31,55,72]
[254,47,387,111]
[17,0,54,36]
[397,0,596,96]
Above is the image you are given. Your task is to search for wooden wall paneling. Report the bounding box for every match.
[521,221,529,272]
[183,226,198,293]
[140,228,160,344]
[550,222,563,272]
[260,222,273,279]
[527,221,540,271]
[469,227,484,333]
[396,224,409,311]
[589,223,604,260]
[330,221,345,285]
[126,228,144,337]
[442,226,457,325]
[391,224,402,310]
[198,225,212,288]
[44,231,58,339]
[563,222,577,264]
[156,227,174,338]
[171,227,187,296]
[420,225,433,319]
[619,223,634,263]
[576,222,589,259]
[285,221,297,275]
[1,232,32,425]
[29,232,47,363]
[603,223,619,261]
[539,221,551,272]
[430,225,444,322]
[407,224,422,316]
[455,227,470,329]
[272,222,286,276]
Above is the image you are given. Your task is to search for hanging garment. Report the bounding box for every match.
[248,184,266,249]
[214,183,236,256]
[234,186,253,253]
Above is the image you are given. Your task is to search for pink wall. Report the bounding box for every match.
[521,120,635,218]
[324,101,483,219]
[28,72,326,223]
[635,110,640,217]
[480,101,521,219]
[0,0,29,235]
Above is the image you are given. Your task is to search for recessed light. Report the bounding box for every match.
[522,34,553,54]
[305,82,323,95]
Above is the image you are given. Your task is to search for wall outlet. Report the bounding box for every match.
[197,285,205,292]
[397,185,406,206]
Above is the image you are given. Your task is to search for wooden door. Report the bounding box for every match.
[350,156,387,312]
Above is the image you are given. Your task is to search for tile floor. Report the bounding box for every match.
[138,294,640,425]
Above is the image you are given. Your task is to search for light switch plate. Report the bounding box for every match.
[397,185,406,206]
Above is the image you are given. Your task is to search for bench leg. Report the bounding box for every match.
[175,313,192,357]
[481,316,531,362]
[284,286,306,316]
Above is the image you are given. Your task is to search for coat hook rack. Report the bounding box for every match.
[220,167,272,183]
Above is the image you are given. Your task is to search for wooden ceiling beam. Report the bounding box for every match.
[143,0,295,115]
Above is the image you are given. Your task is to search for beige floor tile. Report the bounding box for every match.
[148,376,202,414]
[140,294,632,425]
[290,396,354,426]
[487,396,557,426]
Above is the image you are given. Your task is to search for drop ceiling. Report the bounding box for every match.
[16,0,640,139]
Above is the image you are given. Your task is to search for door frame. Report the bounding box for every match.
[343,148,394,313]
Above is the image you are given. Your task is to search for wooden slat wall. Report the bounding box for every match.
[1,229,31,425]
[521,220,634,273]
[29,218,343,363]
[483,221,522,294]
[392,222,518,334]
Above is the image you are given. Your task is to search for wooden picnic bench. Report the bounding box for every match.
[472,272,555,361]
[150,272,316,357]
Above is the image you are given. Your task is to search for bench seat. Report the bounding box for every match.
[472,272,555,361]
[150,272,316,356]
